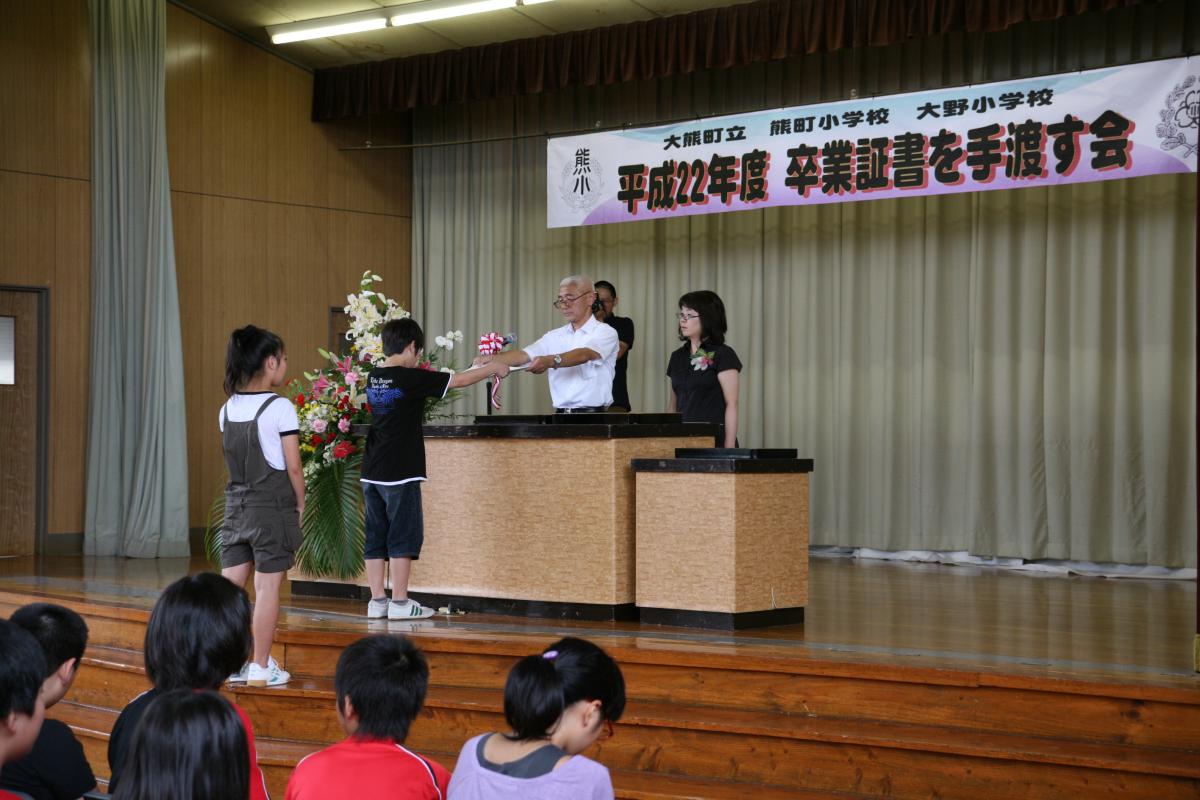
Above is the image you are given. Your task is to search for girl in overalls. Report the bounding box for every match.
[219,325,305,687]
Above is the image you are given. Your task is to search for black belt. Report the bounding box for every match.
[555,406,606,414]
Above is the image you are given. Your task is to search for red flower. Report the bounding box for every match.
[295,394,306,406]
[311,434,324,446]
[331,440,356,460]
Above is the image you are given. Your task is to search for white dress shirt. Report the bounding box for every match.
[523,316,620,408]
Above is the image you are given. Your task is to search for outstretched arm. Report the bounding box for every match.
[526,347,600,374]
[474,348,532,368]
[449,360,510,389]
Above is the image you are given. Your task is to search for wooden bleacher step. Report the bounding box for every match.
[62,644,1200,800]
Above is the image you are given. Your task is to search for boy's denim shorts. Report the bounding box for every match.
[363,481,424,560]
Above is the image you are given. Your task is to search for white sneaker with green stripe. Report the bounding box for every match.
[388,598,435,620]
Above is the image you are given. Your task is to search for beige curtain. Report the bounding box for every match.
[412,8,1197,566]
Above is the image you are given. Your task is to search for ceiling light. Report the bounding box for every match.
[266,0,554,45]
[268,10,389,44]
[390,0,517,27]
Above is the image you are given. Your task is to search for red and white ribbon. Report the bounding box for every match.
[478,332,505,355]
[489,375,504,409]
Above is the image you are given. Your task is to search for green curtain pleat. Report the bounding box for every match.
[85,0,189,558]
[411,9,1197,566]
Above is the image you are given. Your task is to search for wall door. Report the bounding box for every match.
[0,289,44,556]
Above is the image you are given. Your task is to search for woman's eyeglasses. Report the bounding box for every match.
[677,312,699,322]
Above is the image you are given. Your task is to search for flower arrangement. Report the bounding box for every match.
[292,273,465,482]
[206,271,466,579]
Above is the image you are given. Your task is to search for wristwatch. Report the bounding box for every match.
[552,354,563,367]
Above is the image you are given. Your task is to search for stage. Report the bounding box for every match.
[1,554,1196,798]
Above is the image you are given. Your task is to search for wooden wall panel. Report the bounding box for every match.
[0,0,90,180]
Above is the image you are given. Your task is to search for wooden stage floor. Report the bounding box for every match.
[0,552,1194,688]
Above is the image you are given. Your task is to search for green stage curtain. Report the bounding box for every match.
[410,8,1197,566]
[85,0,189,558]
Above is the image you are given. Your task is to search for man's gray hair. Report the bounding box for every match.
[560,275,593,292]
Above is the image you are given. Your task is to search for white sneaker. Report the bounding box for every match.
[367,597,390,619]
[246,659,290,687]
[388,599,435,620]
[228,655,279,684]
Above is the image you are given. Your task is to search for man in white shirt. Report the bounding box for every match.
[474,275,619,411]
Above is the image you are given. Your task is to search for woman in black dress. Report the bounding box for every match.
[666,290,741,447]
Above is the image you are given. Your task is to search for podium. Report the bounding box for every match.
[291,414,718,621]
[632,449,813,629]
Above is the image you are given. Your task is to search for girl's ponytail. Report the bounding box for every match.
[503,653,565,740]
[503,637,626,741]
[224,325,284,396]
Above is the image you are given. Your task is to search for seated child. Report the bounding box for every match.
[285,635,449,800]
[0,621,47,800]
[447,637,625,800]
[110,690,249,800]
[0,604,95,800]
[107,573,269,800]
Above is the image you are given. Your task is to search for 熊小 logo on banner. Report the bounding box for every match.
[559,147,605,213]
[1157,75,1199,158]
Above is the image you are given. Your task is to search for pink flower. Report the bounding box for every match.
[344,371,360,385]
[333,354,354,375]
[311,373,331,396]
[338,417,351,433]
[312,419,328,434]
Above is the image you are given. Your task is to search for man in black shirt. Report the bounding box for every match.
[594,280,635,411]
[0,604,95,800]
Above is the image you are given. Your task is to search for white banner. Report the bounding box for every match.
[547,56,1198,228]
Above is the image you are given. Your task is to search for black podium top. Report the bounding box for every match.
[420,413,720,440]
[632,448,814,473]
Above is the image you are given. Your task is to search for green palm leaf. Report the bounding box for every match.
[203,478,226,567]
[296,452,365,580]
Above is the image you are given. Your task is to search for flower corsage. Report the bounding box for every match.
[690,348,715,371]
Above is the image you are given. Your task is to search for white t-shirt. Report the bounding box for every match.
[523,316,619,408]
[218,392,301,470]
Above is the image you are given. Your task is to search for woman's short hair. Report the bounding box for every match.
[503,636,626,741]
[144,573,252,691]
[334,635,430,742]
[111,690,249,800]
[678,290,728,346]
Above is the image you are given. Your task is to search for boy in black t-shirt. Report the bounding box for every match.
[362,318,508,620]
[0,604,95,800]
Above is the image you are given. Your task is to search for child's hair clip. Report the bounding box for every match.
[542,650,559,660]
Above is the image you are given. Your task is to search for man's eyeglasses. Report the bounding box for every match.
[677,312,700,322]
[553,291,595,309]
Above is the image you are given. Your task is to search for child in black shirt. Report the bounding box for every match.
[362,318,507,620]
[0,604,94,800]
